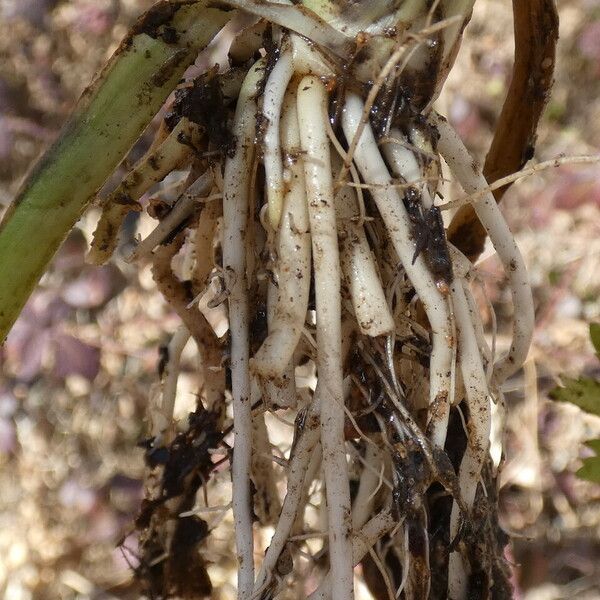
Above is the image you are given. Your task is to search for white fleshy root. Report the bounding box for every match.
[433,112,534,386]
[121,8,539,597]
[382,127,436,208]
[334,181,394,337]
[448,277,491,598]
[351,443,384,529]
[263,46,295,228]
[127,170,214,262]
[151,325,190,440]
[253,400,322,596]
[252,91,311,379]
[306,508,397,600]
[297,76,353,600]
[222,60,265,599]
[342,94,454,448]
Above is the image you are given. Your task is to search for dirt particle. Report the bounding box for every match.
[129,2,180,43]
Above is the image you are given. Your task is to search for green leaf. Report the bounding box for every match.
[576,439,600,483]
[584,439,600,454]
[590,323,600,356]
[549,377,600,417]
[0,1,231,342]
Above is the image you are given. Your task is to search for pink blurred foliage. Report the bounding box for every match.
[0,116,13,161]
[505,544,522,600]
[67,3,115,36]
[2,230,125,383]
[81,475,144,545]
[61,264,126,309]
[551,168,600,211]
[53,332,101,380]
[578,21,600,74]
[449,96,483,142]
[528,191,554,230]
[84,505,122,543]
[3,292,101,382]
[59,478,98,514]
[1,0,59,28]
[0,389,18,455]
[4,292,69,382]
[510,166,600,233]
[0,418,16,454]
[115,533,140,571]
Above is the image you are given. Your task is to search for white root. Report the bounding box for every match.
[254,401,322,596]
[450,246,493,375]
[127,171,214,262]
[150,325,190,440]
[252,91,311,379]
[339,40,415,184]
[463,280,494,383]
[447,278,491,599]
[263,45,295,228]
[221,0,350,57]
[351,443,385,529]
[306,507,398,600]
[193,196,222,297]
[334,178,395,337]
[291,34,334,78]
[222,60,265,599]
[342,94,454,448]
[382,129,425,182]
[382,128,436,208]
[340,12,464,178]
[98,5,534,599]
[297,76,353,600]
[327,121,368,227]
[260,366,298,409]
[252,411,283,526]
[433,112,535,385]
[439,154,600,212]
[292,434,323,535]
[89,117,198,265]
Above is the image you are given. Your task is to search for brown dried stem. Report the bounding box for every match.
[447,0,559,262]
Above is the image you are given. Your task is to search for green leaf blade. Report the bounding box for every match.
[549,377,600,417]
[0,2,231,342]
[590,322,600,356]
[576,440,600,484]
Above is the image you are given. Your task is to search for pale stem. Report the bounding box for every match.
[222,0,350,57]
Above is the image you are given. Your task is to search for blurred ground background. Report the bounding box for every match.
[0,0,599,598]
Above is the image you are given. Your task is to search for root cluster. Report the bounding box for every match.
[90,6,534,599]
